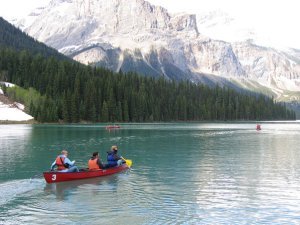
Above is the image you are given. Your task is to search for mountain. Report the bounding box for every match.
[15,0,300,102]
[196,10,277,50]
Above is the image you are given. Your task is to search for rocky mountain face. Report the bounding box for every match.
[17,0,300,102]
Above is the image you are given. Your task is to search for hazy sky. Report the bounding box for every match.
[149,0,299,48]
[0,0,299,48]
[0,0,47,19]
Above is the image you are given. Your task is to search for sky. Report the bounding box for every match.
[148,0,300,49]
[0,0,299,49]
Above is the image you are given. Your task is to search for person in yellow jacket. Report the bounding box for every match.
[88,152,107,170]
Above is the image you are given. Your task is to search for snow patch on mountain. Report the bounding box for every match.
[0,83,33,122]
[0,102,33,122]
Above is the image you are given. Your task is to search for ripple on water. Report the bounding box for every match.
[0,173,138,224]
[0,179,44,206]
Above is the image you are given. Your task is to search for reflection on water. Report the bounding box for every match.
[1,122,300,224]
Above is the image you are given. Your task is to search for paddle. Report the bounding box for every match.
[121,156,132,168]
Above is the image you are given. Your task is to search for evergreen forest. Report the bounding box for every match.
[0,47,296,122]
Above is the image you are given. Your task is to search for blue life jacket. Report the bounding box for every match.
[107,152,117,166]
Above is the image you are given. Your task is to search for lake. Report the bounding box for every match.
[1,122,300,224]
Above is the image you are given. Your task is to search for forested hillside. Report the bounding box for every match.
[0,48,295,122]
[0,17,68,61]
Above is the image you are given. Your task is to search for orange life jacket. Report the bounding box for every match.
[88,158,100,171]
[55,156,68,170]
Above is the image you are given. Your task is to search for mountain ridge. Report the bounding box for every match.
[15,0,300,102]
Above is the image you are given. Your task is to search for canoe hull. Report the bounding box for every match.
[43,164,129,183]
[106,125,120,129]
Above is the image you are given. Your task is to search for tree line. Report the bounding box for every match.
[0,47,296,122]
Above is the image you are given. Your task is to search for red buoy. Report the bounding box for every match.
[256,124,261,131]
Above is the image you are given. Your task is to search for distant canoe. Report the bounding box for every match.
[106,125,121,129]
[256,124,261,130]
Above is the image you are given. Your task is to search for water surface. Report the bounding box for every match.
[1,122,300,224]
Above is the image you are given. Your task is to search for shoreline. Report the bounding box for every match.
[0,119,36,124]
[1,120,299,125]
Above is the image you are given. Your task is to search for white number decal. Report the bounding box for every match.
[52,174,56,181]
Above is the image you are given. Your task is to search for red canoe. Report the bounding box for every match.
[106,125,121,129]
[43,164,129,183]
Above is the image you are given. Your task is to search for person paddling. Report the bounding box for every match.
[107,145,125,168]
[88,152,107,170]
[50,150,79,172]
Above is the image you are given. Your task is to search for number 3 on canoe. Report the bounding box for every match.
[52,174,56,181]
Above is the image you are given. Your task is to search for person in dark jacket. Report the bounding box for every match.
[106,145,125,167]
[88,152,107,170]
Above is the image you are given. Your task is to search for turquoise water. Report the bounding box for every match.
[1,122,300,224]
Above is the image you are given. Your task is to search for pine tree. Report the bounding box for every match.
[101,100,109,122]
[123,100,129,122]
